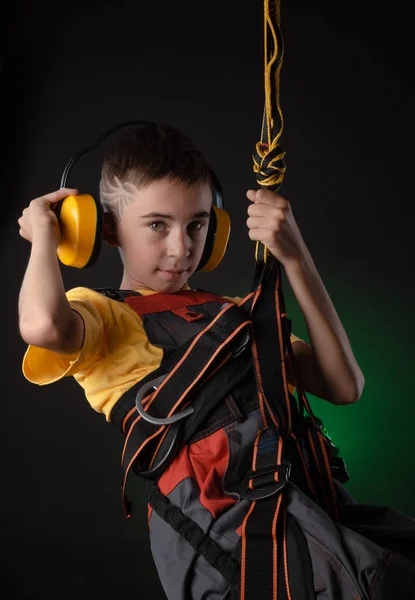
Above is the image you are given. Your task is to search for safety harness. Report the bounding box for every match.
[98,254,352,599]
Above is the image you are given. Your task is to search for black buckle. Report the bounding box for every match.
[241,460,291,500]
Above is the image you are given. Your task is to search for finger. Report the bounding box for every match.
[248,204,287,229]
[34,188,79,205]
[247,202,280,218]
[19,227,31,241]
[246,189,257,202]
[247,188,286,208]
[247,216,273,230]
[247,227,274,243]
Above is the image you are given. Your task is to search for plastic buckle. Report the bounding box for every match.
[241,460,291,500]
[135,374,194,425]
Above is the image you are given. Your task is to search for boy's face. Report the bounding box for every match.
[116,177,212,293]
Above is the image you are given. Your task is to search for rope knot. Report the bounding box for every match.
[252,141,286,192]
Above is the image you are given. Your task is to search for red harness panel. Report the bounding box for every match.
[148,427,237,524]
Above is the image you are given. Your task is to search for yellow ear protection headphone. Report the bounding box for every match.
[54,120,231,271]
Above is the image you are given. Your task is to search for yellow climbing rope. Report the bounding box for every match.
[253,0,286,265]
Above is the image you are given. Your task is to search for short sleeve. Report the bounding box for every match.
[22,290,106,385]
[289,333,303,345]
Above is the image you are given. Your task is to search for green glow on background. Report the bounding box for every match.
[284,264,415,518]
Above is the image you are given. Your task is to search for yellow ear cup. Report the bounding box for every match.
[198,206,231,273]
[55,194,103,268]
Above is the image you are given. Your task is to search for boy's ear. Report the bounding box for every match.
[103,212,119,247]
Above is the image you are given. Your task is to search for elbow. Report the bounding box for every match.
[19,310,84,354]
[349,369,365,404]
[19,317,63,349]
[333,371,365,406]
[352,371,365,403]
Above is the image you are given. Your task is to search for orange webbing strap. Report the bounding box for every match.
[306,427,340,523]
[249,258,293,435]
[237,260,296,599]
[239,272,341,596]
[119,296,254,517]
[240,429,292,599]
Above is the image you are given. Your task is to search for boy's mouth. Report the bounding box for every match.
[159,269,187,280]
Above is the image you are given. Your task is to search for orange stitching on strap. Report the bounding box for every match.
[240,500,257,600]
[263,394,280,429]
[121,413,141,465]
[271,437,284,483]
[282,502,292,600]
[148,423,171,471]
[289,432,316,498]
[272,493,283,598]
[122,406,136,434]
[160,322,250,418]
[251,339,268,428]
[237,291,256,308]
[121,426,165,516]
[144,305,250,415]
[251,283,263,313]
[274,267,292,433]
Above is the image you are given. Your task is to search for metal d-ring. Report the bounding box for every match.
[232,328,250,358]
[219,303,250,359]
[135,374,194,425]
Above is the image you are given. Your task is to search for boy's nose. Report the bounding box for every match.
[168,231,191,259]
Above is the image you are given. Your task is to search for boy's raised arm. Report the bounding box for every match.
[18,188,85,355]
[246,188,365,405]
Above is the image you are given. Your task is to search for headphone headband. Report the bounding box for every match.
[60,120,223,209]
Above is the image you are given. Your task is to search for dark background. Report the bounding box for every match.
[2,1,414,598]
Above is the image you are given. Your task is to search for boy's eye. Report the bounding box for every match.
[149,222,166,232]
[188,221,204,232]
[148,221,205,233]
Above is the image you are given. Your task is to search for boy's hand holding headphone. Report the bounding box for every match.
[18,188,78,247]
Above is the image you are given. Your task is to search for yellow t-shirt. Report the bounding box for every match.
[22,287,302,421]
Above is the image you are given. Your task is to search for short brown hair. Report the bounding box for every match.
[99,122,212,219]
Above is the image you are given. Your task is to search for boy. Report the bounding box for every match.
[18,122,365,597]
